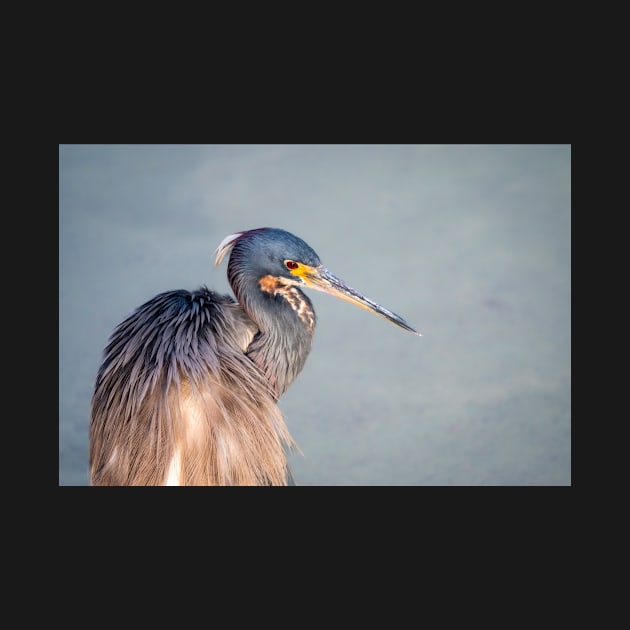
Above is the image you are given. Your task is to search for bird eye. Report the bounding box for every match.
[285,260,299,270]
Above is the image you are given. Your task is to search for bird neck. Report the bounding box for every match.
[235,276,316,399]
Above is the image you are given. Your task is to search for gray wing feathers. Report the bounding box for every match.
[89,288,296,486]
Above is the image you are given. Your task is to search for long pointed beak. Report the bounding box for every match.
[304,267,421,336]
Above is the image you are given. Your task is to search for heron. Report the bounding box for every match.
[89,227,420,486]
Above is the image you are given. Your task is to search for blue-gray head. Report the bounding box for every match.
[215,227,421,336]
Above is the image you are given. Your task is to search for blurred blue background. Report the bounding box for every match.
[59,144,571,485]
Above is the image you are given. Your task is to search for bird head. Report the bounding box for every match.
[215,227,421,336]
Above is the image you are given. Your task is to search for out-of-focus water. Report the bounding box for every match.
[59,144,571,485]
